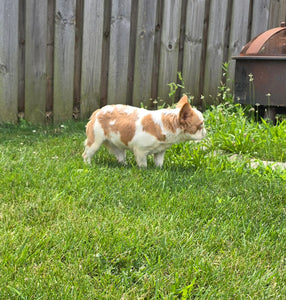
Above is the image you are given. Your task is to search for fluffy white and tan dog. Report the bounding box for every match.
[83,95,206,167]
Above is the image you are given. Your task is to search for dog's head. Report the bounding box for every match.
[176,95,206,140]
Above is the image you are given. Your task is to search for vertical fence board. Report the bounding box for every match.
[53,0,76,123]
[107,0,132,105]
[278,0,286,24]
[25,0,48,124]
[0,1,19,123]
[80,0,104,118]
[203,0,229,101]
[132,0,157,107]
[251,0,270,38]
[269,0,286,28]
[158,0,182,102]
[228,0,251,85]
[182,0,206,101]
[269,0,280,28]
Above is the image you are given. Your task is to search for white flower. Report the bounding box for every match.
[248,73,254,82]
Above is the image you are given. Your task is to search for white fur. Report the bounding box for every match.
[83,98,206,167]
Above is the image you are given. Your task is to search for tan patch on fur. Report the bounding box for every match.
[86,110,98,147]
[188,113,203,134]
[179,104,203,134]
[161,113,178,133]
[97,107,138,145]
[141,114,166,141]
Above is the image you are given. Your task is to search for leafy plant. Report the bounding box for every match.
[216,61,234,104]
[168,72,185,104]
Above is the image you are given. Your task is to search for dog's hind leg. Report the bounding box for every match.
[104,141,126,164]
[82,139,103,164]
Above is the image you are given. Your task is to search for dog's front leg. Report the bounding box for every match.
[134,149,148,168]
[154,151,165,167]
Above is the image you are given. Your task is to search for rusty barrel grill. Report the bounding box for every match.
[233,22,286,120]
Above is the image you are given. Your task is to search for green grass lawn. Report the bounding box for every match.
[0,104,285,299]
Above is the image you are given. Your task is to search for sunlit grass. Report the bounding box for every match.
[0,105,285,299]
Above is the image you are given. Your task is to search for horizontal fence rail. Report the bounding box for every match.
[0,0,286,123]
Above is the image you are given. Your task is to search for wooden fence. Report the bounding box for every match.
[1,0,286,123]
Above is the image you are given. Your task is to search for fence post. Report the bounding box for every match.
[251,0,271,38]
[132,0,157,108]
[228,0,252,88]
[80,0,104,119]
[25,0,48,124]
[53,0,76,123]
[158,0,182,103]
[203,0,229,103]
[182,0,206,103]
[107,0,132,105]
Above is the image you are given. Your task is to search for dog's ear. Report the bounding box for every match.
[179,102,193,125]
[176,95,189,109]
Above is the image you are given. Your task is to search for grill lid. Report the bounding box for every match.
[240,22,286,56]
